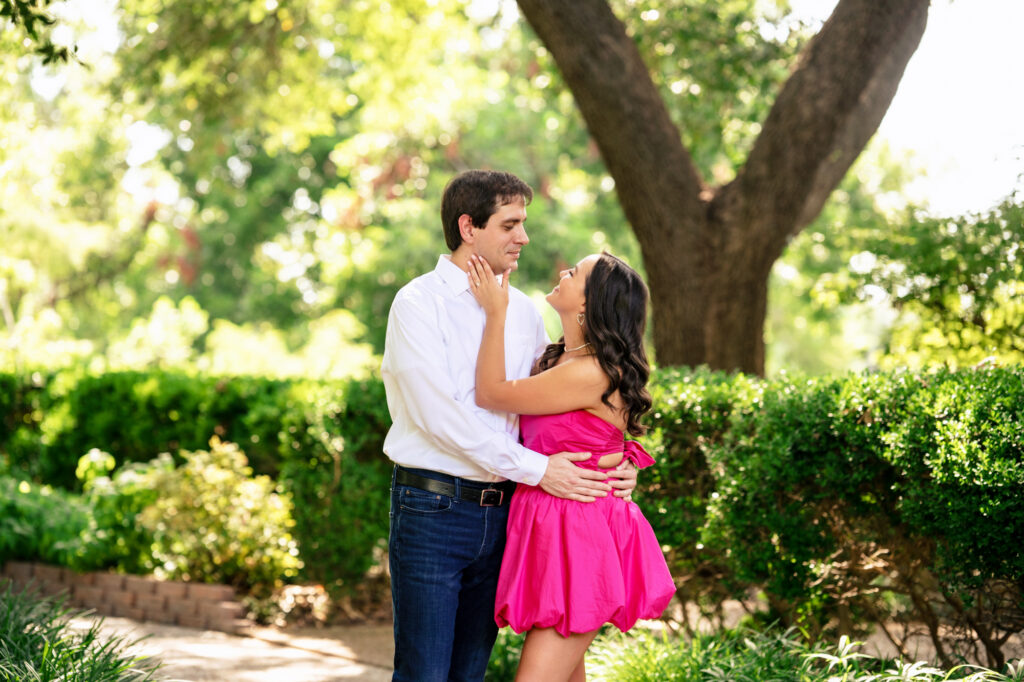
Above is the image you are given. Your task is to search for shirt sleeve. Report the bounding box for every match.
[381,292,550,485]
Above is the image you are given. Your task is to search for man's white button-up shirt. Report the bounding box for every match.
[381,255,551,484]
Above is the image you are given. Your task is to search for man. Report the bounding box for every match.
[381,169,637,681]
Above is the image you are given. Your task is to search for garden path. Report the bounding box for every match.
[72,615,394,681]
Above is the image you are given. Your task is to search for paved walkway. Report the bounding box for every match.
[72,616,394,682]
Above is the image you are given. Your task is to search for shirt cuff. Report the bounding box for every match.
[512,446,549,486]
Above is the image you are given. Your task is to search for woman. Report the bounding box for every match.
[467,251,675,682]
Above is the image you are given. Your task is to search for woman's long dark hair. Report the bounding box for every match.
[534,252,652,436]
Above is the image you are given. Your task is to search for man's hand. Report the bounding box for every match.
[539,451,611,502]
[606,459,638,499]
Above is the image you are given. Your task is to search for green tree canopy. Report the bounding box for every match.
[4,0,1017,378]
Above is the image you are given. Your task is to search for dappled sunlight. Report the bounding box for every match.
[200,310,377,380]
[105,296,209,369]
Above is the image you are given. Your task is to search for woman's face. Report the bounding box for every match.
[545,254,600,314]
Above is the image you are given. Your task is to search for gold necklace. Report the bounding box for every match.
[564,342,591,352]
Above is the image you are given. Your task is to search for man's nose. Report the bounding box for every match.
[514,225,529,244]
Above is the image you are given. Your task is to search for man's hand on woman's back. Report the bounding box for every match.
[539,451,612,502]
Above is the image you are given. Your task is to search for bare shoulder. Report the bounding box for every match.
[547,354,609,389]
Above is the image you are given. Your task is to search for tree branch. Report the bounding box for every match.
[515,0,707,242]
[721,0,929,253]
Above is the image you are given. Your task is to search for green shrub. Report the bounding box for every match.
[639,366,761,628]
[0,584,159,681]
[0,369,393,597]
[6,371,294,489]
[132,438,303,591]
[883,368,1024,589]
[701,372,904,624]
[74,448,160,574]
[2,441,303,592]
[277,378,392,596]
[0,476,93,566]
[696,367,1024,667]
[0,370,55,481]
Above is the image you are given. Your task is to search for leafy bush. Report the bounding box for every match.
[75,449,160,574]
[2,441,303,592]
[639,366,761,630]
[5,371,294,489]
[0,476,93,567]
[0,585,159,681]
[0,371,55,481]
[702,372,904,629]
[587,626,1024,682]
[884,368,1024,588]
[697,367,1024,668]
[130,438,303,591]
[277,378,392,596]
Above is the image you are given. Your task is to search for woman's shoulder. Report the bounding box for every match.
[551,353,608,381]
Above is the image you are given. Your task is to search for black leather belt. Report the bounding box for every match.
[395,467,515,507]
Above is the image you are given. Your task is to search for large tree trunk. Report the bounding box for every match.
[516,0,929,374]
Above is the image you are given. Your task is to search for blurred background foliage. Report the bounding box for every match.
[1,0,1022,378]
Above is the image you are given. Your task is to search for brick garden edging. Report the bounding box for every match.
[1,561,251,634]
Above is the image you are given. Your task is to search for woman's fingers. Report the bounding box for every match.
[467,257,483,289]
[467,257,509,311]
[476,254,495,277]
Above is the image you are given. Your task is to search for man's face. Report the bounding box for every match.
[471,198,529,273]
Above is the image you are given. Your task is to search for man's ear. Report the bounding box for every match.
[458,214,476,244]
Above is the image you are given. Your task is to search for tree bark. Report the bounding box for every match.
[516,0,929,374]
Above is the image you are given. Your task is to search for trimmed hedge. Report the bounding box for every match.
[1,366,1021,665]
[653,367,1024,669]
[8,370,293,487]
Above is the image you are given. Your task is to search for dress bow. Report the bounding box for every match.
[623,440,656,469]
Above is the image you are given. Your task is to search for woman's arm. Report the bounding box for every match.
[468,255,607,415]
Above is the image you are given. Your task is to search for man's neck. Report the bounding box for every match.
[448,249,472,272]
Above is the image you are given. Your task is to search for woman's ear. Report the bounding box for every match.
[458,214,476,244]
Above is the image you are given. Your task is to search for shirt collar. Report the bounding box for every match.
[435,254,470,296]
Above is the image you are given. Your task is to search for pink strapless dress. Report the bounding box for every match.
[494,410,676,637]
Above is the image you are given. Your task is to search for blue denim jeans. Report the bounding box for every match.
[389,466,511,682]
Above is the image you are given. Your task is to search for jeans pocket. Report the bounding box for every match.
[397,486,454,514]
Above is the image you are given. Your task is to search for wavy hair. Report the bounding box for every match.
[534,252,652,435]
